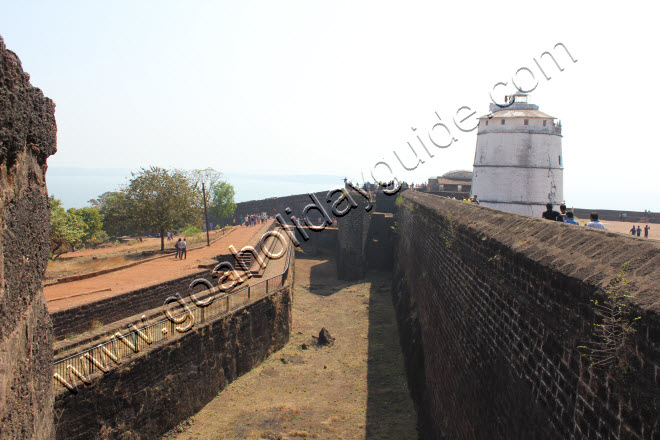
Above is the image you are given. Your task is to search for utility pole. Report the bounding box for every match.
[202,182,210,246]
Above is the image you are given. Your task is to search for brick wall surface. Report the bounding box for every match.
[51,269,214,340]
[365,212,396,271]
[393,191,659,440]
[54,262,294,440]
[571,208,659,224]
[336,186,373,280]
[225,191,329,225]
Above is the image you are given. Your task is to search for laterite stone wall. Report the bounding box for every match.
[54,259,294,440]
[393,191,659,440]
[0,35,57,439]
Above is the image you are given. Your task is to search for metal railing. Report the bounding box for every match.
[53,239,292,392]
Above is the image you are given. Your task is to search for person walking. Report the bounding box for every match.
[630,225,637,235]
[637,226,642,237]
[175,238,181,259]
[180,238,187,259]
[644,224,650,238]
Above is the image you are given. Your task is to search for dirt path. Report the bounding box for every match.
[45,222,273,313]
[164,251,417,440]
[46,229,229,281]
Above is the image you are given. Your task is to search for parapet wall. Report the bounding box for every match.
[51,269,213,340]
[393,191,659,439]
[572,208,659,224]
[337,186,373,280]
[230,191,329,224]
[0,35,57,438]
[54,254,294,439]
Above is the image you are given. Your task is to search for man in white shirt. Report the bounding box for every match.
[585,213,606,230]
[180,238,187,259]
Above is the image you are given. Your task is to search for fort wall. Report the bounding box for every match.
[393,191,659,439]
[54,255,294,439]
[51,270,214,340]
[226,191,329,225]
[0,35,57,439]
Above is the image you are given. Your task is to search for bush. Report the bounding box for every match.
[87,230,110,247]
[181,225,202,237]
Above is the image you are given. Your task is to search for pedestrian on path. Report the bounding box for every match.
[644,225,650,238]
[637,226,642,237]
[175,238,181,258]
[180,238,187,259]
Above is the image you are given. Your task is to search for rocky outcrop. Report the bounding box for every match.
[0,34,57,439]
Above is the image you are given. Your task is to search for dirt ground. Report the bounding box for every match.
[45,222,273,313]
[46,229,228,281]
[164,250,417,440]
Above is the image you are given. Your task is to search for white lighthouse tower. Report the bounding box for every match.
[471,91,563,217]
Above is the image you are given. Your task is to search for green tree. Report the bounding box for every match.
[210,180,237,220]
[125,167,202,250]
[49,196,86,259]
[88,191,116,210]
[97,191,134,238]
[68,206,104,245]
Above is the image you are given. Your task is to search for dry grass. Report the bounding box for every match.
[165,251,417,440]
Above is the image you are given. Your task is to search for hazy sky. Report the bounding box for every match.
[1,1,658,210]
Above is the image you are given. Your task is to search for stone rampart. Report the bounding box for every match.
[336,186,373,280]
[393,191,659,439]
[51,270,214,340]
[0,35,57,438]
[229,191,329,224]
[572,208,659,224]
[54,252,294,439]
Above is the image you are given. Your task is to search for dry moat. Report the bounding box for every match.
[165,249,417,440]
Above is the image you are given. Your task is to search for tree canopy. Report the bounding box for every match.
[110,167,202,250]
[81,167,232,252]
[210,180,237,220]
[49,197,90,258]
[94,191,134,238]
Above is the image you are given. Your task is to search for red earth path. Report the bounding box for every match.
[45,221,274,313]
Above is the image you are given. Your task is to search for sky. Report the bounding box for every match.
[1,1,658,210]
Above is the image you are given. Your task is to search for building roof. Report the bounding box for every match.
[442,170,473,181]
[479,109,555,119]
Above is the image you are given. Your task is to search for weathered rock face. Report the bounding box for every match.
[0,35,57,439]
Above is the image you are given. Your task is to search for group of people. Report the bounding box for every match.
[630,224,651,238]
[173,237,187,259]
[237,213,267,227]
[408,182,428,191]
[541,203,583,225]
[542,204,653,235]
